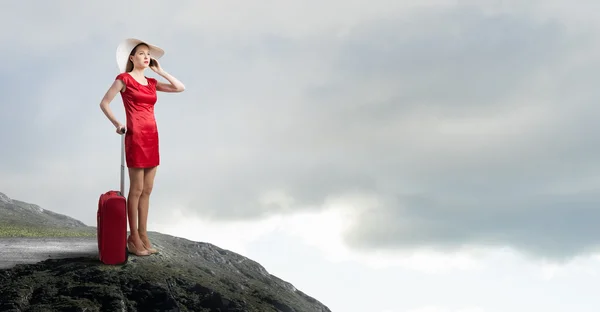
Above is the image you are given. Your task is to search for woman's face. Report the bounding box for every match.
[129,45,151,69]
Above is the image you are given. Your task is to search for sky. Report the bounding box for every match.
[1,0,600,311]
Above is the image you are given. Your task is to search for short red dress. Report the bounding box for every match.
[116,72,160,168]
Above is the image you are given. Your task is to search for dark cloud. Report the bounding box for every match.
[163,6,600,260]
[1,2,599,260]
[326,8,600,259]
[344,191,600,261]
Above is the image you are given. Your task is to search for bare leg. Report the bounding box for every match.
[138,166,158,253]
[127,167,150,256]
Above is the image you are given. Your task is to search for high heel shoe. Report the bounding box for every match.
[127,236,151,256]
[142,243,158,254]
[139,233,158,254]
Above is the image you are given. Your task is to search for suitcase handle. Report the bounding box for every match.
[119,128,126,197]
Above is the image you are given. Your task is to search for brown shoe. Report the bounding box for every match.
[127,236,151,256]
[143,243,158,254]
[139,233,158,254]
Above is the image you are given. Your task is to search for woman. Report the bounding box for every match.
[99,38,185,256]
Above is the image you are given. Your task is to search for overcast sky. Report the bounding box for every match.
[2,0,600,311]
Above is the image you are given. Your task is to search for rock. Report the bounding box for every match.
[0,232,331,312]
[0,192,331,311]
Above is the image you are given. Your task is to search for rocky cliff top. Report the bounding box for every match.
[0,192,331,312]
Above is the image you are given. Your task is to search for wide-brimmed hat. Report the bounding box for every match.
[116,38,165,73]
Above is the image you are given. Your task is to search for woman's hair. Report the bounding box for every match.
[126,43,150,72]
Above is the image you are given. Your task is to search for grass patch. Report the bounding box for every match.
[0,223,96,238]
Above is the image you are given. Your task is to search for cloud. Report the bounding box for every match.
[407,307,484,312]
[151,5,600,260]
[328,8,600,260]
[2,1,600,262]
[345,191,600,260]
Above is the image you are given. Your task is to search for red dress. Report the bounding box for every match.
[115,72,160,168]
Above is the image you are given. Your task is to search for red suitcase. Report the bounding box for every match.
[97,129,129,265]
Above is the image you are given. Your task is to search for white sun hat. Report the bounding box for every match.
[115,38,165,73]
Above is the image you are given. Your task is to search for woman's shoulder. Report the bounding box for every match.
[146,77,158,88]
[115,72,130,82]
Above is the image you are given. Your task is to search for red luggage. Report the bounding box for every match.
[97,129,129,265]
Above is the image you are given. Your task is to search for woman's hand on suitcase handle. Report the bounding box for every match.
[116,123,126,135]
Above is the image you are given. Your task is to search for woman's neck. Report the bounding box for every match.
[129,68,145,77]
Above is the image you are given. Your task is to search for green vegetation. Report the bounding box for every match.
[0,222,96,238]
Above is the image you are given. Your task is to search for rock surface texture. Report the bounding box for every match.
[0,192,331,312]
